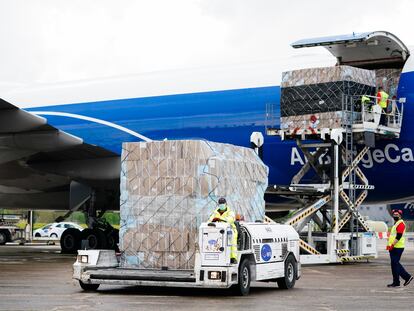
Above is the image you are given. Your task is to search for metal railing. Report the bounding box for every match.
[265,95,405,135]
[353,95,404,129]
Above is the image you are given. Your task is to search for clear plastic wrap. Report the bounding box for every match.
[119,140,268,269]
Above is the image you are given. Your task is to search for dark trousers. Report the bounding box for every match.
[380,112,387,126]
[390,248,411,285]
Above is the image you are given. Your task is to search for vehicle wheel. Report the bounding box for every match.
[235,259,251,296]
[60,228,81,253]
[35,233,41,237]
[79,281,100,291]
[81,229,108,249]
[0,230,9,245]
[277,254,297,289]
[50,233,58,238]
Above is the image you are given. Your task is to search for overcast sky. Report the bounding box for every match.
[0,0,413,85]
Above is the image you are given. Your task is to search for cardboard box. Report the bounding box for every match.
[280,65,376,118]
[281,65,376,88]
[119,140,268,269]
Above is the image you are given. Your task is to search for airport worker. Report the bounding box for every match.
[377,86,389,109]
[208,197,238,264]
[386,209,413,287]
[360,95,371,112]
[361,95,371,105]
[377,87,389,125]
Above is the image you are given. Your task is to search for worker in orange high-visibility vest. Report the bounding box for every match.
[386,209,413,287]
[377,86,389,126]
[208,197,238,264]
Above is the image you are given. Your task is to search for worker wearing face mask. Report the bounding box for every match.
[386,209,413,287]
[208,197,238,264]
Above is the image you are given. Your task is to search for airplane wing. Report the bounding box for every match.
[0,98,120,211]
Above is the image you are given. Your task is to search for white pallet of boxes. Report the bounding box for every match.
[119,140,268,270]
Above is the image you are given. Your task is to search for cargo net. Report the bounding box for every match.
[119,140,268,270]
[280,81,375,117]
[278,65,383,134]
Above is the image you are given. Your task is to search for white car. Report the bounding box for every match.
[34,222,84,239]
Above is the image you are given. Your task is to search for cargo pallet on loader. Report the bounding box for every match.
[74,221,301,296]
[265,94,405,264]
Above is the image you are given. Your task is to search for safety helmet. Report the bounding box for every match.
[218,197,226,204]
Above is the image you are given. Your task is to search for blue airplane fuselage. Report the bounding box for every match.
[26,67,414,204]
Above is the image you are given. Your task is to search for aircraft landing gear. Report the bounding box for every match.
[60,192,119,254]
[79,221,119,252]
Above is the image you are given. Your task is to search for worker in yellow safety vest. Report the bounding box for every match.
[361,95,371,105]
[361,95,372,112]
[386,209,413,287]
[208,197,238,264]
[377,87,389,125]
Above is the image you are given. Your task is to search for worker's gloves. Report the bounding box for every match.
[212,218,220,222]
[386,245,394,251]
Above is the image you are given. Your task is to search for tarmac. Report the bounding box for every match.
[0,240,413,311]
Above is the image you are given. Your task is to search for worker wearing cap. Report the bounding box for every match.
[377,87,389,125]
[386,209,413,287]
[208,198,238,264]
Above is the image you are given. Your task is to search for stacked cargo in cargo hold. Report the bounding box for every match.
[280,65,376,134]
[119,140,268,270]
[375,68,401,99]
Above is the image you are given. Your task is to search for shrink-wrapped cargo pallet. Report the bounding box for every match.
[375,68,401,98]
[280,65,376,133]
[281,65,376,117]
[119,140,268,270]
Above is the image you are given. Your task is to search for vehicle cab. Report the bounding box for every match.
[196,221,301,294]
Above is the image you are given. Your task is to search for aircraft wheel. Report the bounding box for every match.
[106,229,119,251]
[81,229,108,249]
[60,228,81,253]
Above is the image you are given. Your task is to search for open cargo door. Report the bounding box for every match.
[291,31,409,69]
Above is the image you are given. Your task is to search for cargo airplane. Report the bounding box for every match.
[0,31,413,250]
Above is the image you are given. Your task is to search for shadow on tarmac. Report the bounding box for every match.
[94,283,290,297]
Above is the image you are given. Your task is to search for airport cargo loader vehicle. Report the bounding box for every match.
[0,214,25,245]
[73,221,301,295]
